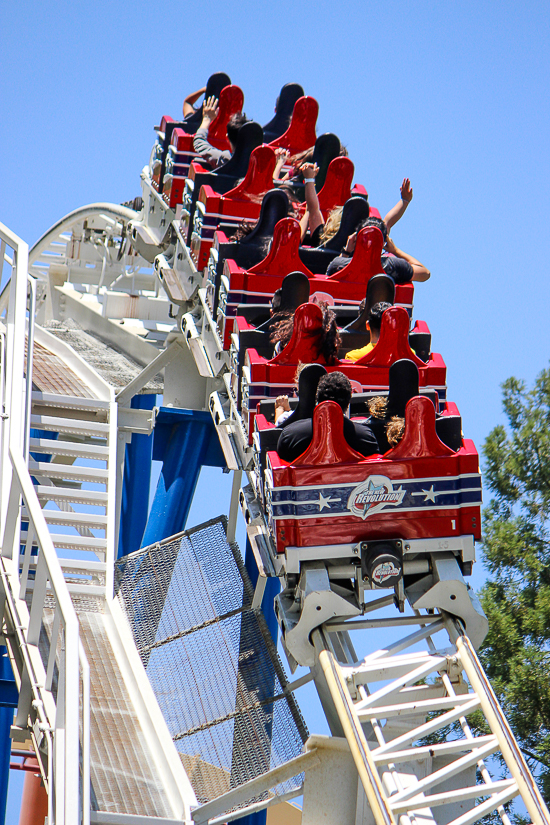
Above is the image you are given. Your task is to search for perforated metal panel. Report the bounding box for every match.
[37,594,173,818]
[115,517,308,809]
[43,319,164,392]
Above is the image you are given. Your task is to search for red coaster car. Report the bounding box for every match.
[265,396,481,556]
[218,221,414,349]
[242,303,446,436]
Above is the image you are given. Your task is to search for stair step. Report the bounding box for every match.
[20,531,107,553]
[22,508,107,530]
[28,461,109,484]
[30,414,109,438]
[22,556,108,574]
[35,486,108,506]
[31,392,110,412]
[29,438,109,460]
[24,579,106,597]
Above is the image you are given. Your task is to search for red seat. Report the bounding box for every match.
[267,96,318,155]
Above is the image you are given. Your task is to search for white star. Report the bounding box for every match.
[318,492,339,511]
[422,485,436,503]
[411,484,437,503]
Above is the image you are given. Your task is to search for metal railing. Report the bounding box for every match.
[0,221,90,824]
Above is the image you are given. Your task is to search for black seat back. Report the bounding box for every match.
[435,415,463,451]
[256,271,310,335]
[263,83,305,143]
[321,195,371,251]
[229,188,290,269]
[185,121,264,244]
[239,188,289,249]
[387,359,420,418]
[279,364,328,427]
[344,274,395,331]
[180,72,232,134]
[311,133,342,191]
[299,194,370,274]
[279,270,310,311]
[214,121,264,181]
[290,133,342,200]
[409,331,431,362]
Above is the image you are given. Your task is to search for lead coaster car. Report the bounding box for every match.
[265,395,481,560]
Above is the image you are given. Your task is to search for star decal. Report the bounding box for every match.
[318,492,340,511]
[411,484,436,503]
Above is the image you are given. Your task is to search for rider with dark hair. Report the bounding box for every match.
[270,303,341,363]
[193,97,250,168]
[325,216,430,283]
[277,371,379,462]
[226,112,248,146]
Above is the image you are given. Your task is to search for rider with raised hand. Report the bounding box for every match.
[182,85,207,118]
[273,148,290,181]
[384,177,414,231]
[299,162,325,241]
[193,96,248,168]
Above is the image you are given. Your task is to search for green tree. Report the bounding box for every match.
[479,367,550,814]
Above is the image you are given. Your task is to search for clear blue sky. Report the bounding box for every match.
[2,0,549,819]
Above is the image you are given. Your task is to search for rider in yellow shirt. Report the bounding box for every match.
[344,302,391,362]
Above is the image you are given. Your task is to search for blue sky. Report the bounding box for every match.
[2,0,550,819]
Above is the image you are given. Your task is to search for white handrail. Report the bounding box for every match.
[23,275,37,461]
[5,446,89,824]
[0,223,27,537]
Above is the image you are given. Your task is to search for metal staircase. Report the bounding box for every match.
[0,221,196,824]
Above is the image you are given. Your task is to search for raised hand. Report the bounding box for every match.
[202,96,219,124]
[400,178,413,202]
[300,162,319,180]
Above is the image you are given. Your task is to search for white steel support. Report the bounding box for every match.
[105,393,118,597]
[0,222,28,536]
[306,611,550,825]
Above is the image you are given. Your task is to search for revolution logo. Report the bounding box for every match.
[347,475,406,519]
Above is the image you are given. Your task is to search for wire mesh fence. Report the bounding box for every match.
[115,516,308,810]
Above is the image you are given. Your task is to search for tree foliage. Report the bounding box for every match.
[479,367,550,809]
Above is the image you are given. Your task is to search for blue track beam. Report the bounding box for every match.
[141,408,226,547]
[0,649,17,825]
[117,394,156,558]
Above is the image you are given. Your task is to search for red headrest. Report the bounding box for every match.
[268,96,319,153]
[327,226,384,284]
[206,85,245,150]
[318,157,355,214]
[224,145,277,202]
[388,396,454,459]
[293,401,365,466]
[355,306,425,367]
[249,218,313,278]
[271,302,325,365]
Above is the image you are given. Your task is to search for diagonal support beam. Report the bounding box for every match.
[115,339,184,407]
